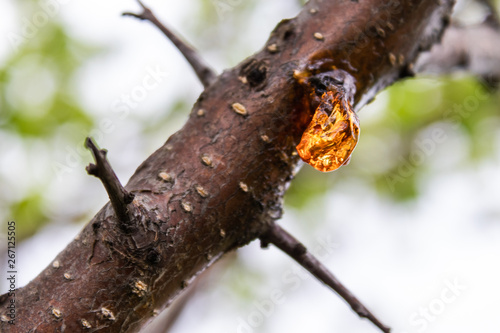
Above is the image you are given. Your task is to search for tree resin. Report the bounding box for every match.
[296,90,359,172]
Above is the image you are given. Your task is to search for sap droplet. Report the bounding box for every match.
[296,91,359,172]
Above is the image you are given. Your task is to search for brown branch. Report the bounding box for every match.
[0,0,455,332]
[85,137,135,225]
[260,224,390,333]
[123,0,216,88]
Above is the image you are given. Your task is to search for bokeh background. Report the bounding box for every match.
[1,0,500,332]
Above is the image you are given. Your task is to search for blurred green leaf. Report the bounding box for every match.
[0,3,103,241]
[8,193,48,240]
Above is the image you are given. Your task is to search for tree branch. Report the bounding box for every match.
[260,224,390,333]
[0,0,455,332]
[123,0,216,88]
[85,137,135,225]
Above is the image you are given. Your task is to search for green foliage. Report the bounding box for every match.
[7,193,48,240]
[0,3,103,240]
[1,23,96,137]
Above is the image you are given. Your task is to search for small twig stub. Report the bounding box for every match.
[85,137,135,224]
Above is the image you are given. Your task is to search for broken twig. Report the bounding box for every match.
[85,137,135,224]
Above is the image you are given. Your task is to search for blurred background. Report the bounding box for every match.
[1,0,499,332]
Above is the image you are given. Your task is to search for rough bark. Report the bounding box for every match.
[0,0,454,332]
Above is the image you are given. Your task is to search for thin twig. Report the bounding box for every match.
[123,0,217,88]
[260,223,391,333]
[85,137,135,224]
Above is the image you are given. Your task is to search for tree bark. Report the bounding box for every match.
[0,0,454,332]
